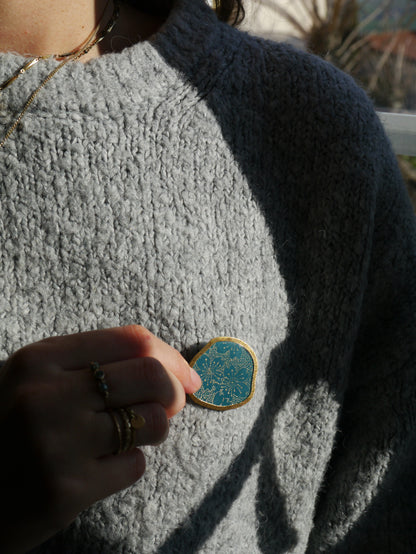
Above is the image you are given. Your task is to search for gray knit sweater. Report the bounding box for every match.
[1,0,415,552]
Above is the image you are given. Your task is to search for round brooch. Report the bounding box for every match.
[188,337,258,411]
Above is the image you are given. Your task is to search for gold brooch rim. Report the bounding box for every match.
[188,336,258,411]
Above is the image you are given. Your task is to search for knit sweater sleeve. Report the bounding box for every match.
[246,40,416,551]
[305,105,416,551]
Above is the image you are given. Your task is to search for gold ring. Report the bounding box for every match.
[106,407,146,455]
[90,361,109,401]
[118,408,133,453]
[126,407,145,451]
[108,409,123,455]
[127,408,146,430]
[119,408,146,453]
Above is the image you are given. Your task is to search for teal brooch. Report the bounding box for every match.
[188,337,258,411]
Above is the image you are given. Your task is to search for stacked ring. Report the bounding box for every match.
[89,361,146,455]
[90,361,109,401]
[119,408,133,452]
[108,408,146,455]
[108,409,123,455]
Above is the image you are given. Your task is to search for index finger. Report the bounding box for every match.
[36,325,201,394]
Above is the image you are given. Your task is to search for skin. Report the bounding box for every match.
[0,0,167,62]
[0,325,202,553]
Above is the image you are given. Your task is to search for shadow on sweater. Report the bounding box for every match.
[156,351,299,554]
[152,6,412,552]
[153,20,354,554]
[151,29,318,554]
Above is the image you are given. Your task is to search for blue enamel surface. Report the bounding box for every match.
[192,340,255,408]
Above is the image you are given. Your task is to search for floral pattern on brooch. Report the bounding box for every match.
[189,337,258,411]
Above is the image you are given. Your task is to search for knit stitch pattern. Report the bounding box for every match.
[1,0,415,552]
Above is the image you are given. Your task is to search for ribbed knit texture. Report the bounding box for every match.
[1,0,415,552]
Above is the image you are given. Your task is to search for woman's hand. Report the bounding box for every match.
[0,325,201,554]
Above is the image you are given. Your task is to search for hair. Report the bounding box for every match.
[126,0,245,25]
[214,0,245,25]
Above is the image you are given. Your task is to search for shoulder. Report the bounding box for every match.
[209,25,392,183]
[223,26,382,144]
[208,25,407,232]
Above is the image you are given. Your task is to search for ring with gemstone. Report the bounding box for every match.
[90,361,110,401]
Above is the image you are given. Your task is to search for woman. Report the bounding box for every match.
[0,0,415,552]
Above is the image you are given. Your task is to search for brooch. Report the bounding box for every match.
[188,337,258,411]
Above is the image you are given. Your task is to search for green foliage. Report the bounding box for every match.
[401,155,416,170]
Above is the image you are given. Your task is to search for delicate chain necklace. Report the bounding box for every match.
[0,0,121,149]
[0,5,107,95]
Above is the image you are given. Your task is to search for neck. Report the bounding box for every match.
[0,0,111,57]
[0,0,167,61]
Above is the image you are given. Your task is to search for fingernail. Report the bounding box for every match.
[190,367,202,391]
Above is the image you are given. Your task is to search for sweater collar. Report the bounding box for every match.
[88,0,221,78]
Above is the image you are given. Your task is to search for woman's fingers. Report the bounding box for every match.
[36,325,153,369]
[133,328,202,394]
[77,449,146,516]
[37,449,147,533]
[0,325,200,553]
[74,356,187,417]
[23,325,201,394]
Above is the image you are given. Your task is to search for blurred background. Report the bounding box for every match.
[240,0,416,209]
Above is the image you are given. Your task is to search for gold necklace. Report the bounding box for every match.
[0,3,109,95]
[0,0,120,149]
